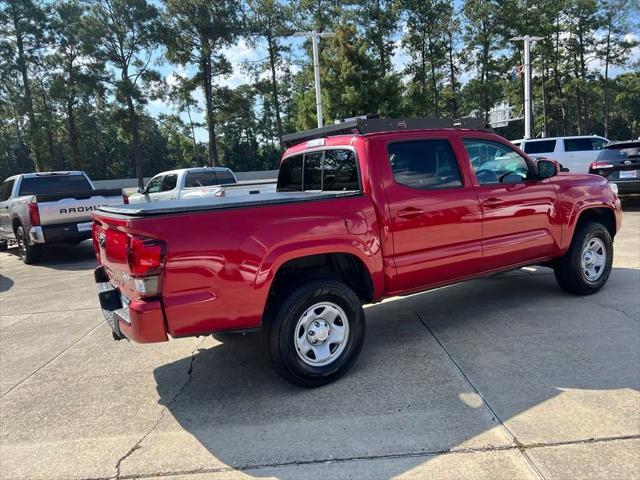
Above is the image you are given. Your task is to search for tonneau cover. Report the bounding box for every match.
[98,191,360,217]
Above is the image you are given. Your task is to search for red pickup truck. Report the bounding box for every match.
[93,117,622,387]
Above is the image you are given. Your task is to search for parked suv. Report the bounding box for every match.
[589,140,640,195]
[93,117,621,386]
[511,135,609,173]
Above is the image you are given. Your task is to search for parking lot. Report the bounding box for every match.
[0,202,638,480]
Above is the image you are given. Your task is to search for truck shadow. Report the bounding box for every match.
[4,240,96,271]
[0,274,14,293]
[152,267,640,478]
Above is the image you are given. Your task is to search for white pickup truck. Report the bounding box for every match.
[127,167,276,204]
[0,171,124,264]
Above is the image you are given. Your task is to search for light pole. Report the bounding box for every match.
[293,30,335,128]
[511,35,544,139]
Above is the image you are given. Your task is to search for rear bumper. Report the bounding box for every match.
[95,266,168,343]
[611,180,640,195]
[30,221,93,244]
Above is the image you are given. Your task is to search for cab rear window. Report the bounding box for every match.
[19,175,92,195]
[277,149,359,192]
[184,170,237,187]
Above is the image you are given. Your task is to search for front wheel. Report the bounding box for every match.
[0,239,7,251]
[553,221,613,295]
[16,225,39,265]
[263,278,366,387]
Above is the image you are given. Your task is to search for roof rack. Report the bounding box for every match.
[281,116,490,147]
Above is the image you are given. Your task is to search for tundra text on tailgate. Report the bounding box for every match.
[92,117,622,387]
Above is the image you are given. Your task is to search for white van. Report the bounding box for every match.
[511,135,609,173]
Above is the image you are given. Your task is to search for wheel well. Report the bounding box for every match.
[575,207,616,238]
[268,253,374,305]
[12,217,21,234]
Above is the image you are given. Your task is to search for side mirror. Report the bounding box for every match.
[137,187,144,194]
[537,159,558,179]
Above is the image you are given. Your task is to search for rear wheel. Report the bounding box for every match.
[16,225,39,265]
[553,221,613,295]
[263,278,366,387]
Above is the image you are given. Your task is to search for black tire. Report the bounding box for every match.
[553,221,613,295]
[0,239,7,251]
[263,278,366,387]
[15,225,39,265]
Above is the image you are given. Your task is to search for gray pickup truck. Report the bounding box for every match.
[0,171,123,264]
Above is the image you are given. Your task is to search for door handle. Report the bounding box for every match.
[398,207,424,219]
[482,197,504,209]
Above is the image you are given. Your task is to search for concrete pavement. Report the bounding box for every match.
[1,202,638,480]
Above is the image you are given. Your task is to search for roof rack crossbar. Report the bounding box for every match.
[281,117,490,147]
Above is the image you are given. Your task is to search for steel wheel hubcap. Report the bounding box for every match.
[294,302,349,367]
[581,237,606,283]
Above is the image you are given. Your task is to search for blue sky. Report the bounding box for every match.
[146,24,640,142]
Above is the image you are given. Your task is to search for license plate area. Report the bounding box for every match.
[619,170,638,179]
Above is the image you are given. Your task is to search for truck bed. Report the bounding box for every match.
[98,190,360,217]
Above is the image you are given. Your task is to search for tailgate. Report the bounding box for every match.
[37,190,123,225]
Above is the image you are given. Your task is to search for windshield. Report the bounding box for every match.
[18,175,92,196]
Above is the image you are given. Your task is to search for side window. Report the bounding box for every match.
[277,155,303,191]
[145,176,163,194]
[161,174,177,191]
[463,139,530,185]
[524,140,557,154]
[565,138,594,152]
[322,149,359,191]
[1,180,15,201]
[387,139,462,190]
[591,138,607,150]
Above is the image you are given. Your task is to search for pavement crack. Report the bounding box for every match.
[84,433,640,480]
[584,297,638,322]
[0,319,105,399]
[414,311,547,480]
[111,337,206,480]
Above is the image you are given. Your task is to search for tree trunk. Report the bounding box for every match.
[125,94,144,189]
[429,42,439,117]
[447,31,458,118]
[13,14,40,171]
[267,32,284,147]
[67,99,81,170]
[541,58,549,137]
[202,51,218,167]
[421,37,427,116]
[37,80,56,169]
[186,103,199,164]
[603,27,611,138]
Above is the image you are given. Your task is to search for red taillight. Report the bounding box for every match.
[590,161,613,171]
[28,203,40,226]
[123,194,129,204]
[127,236,165,276]
[92,222,101,261]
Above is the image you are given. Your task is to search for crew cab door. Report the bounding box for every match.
[0,179,15,236]
[144,175,164,202]
[380,135,483,293]
[157,174,178,201]
[461,137,560,271]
